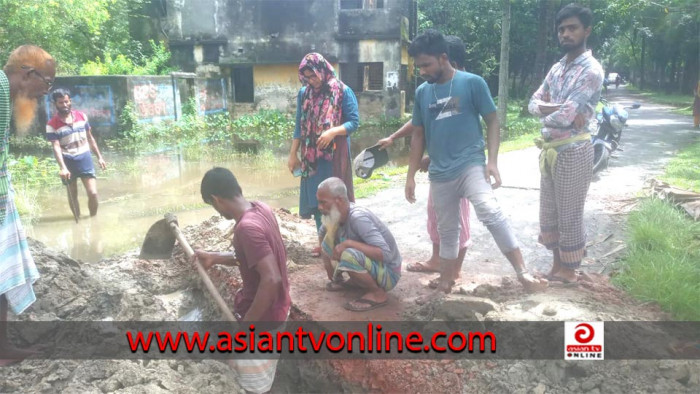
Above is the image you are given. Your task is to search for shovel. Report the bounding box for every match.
[63,179,79,223]
[140,213,236,322]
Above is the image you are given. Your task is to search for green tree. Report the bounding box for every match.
[497,0,511,128]
[418,0,698,97]
[596,0,699,93]
[0,0,164,75]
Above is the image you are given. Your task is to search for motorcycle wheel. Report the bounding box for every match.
[610,128,622,141]
[593,143,609,174]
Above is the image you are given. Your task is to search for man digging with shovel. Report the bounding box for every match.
[194,167,291,394]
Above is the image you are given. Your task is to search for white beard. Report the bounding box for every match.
[13,95,38,137]
[321,205,341,230]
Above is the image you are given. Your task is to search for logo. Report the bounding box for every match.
[564,322,604,360]
[429,96,461,120]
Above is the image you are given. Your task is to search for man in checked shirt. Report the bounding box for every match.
[529,4,604,284]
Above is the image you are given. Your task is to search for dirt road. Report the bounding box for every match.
[365,88,699,279]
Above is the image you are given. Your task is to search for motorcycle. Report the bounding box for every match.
[591,98,640,174]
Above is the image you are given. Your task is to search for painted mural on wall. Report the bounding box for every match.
[195,78,227,115]
[132,81,179,122]
[44,85,115,126]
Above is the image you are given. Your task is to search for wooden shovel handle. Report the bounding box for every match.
[169,222,237,322]
[65,183,79,223]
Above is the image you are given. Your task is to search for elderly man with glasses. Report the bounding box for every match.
[1,45,55,365]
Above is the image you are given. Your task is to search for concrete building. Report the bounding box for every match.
[155,0,418,119]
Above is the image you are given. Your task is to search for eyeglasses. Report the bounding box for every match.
[302,72,320,82]
[21,65,54,88]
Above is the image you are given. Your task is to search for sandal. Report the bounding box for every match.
[311,246,321,258]
[343,298,388,312]
[406,261,440,273]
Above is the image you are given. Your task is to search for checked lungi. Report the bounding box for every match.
[539,141,594,269]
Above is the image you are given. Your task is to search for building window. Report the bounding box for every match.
[232,66,254,103]
[366,63,383,90]
[341,63,383,92]
[340,0,383,9]
[203,45,220,64]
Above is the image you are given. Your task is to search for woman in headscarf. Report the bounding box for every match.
[288,53,359,256]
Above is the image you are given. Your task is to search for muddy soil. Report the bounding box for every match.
[0,209,338,394]
[1,89,698,393]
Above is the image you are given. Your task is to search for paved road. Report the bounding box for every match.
[362,87,699,278]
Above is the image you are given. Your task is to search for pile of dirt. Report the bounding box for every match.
[399,277,699,393]
[1,216,246,392]
[0,359,239,393]
[0,209,323,393]
[465,359,698,393]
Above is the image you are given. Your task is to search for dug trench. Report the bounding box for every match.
[0,208,697,393]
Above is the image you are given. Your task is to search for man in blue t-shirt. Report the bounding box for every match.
[405,30,547,294]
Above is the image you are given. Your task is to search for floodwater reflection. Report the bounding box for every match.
[25,130,409,263]
[26,150,298,262]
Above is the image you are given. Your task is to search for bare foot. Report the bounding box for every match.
[548,266,560,278]
[548,260,561,278]
[549,249,562,277]
[550,268,577,283]
[578,271,594,283]
[519,273,548,293]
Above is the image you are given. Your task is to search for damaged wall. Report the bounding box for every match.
[249,64,303,113]
[30,76,225,139]
[160,0,417,119]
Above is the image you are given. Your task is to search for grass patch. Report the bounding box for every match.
[354,165,408,199]
[658,138,700,193]
[495,101,542,153]
[626,86,693,116]
[613,199,700,320]
[499,130,540,153]
[8,135,54,155]
[7,155,62,223]
[613,130,700,320]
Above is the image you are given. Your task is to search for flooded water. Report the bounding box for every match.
[24,130,409,262]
